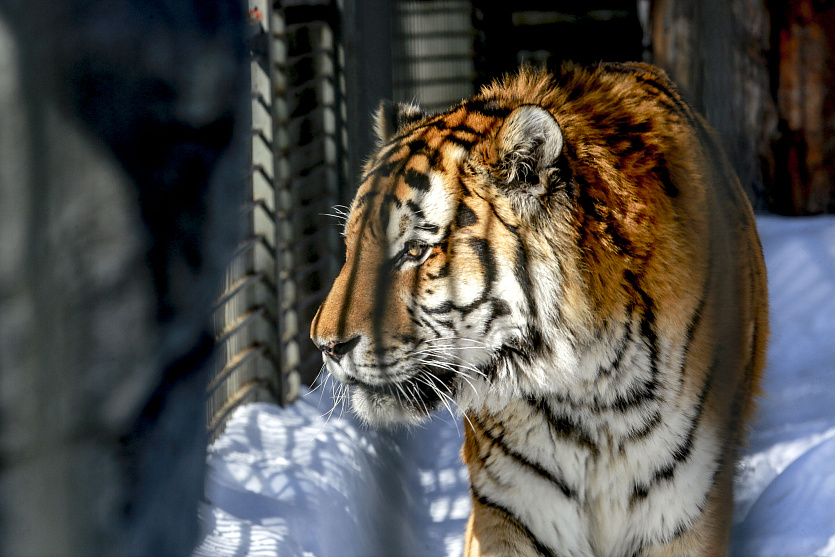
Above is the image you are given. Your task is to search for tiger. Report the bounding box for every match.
[310,62,768,556]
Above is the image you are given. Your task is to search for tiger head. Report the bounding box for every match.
[310,66,698,426]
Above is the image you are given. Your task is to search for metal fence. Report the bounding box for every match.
[208,0,344,439]
[392,1,475,112]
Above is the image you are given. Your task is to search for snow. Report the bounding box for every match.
[194,215,835,557]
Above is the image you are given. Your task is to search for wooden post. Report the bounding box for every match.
[651,0,777,212]
[770,0,835,214]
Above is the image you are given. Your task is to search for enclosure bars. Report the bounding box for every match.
[206,0,281,441]
[207,0,345,440]
[392,0,475,112]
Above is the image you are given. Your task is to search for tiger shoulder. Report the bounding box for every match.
[311,62,769,557]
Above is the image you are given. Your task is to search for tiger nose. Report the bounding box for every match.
[318,336,362,363]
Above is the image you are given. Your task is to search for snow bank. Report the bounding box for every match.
[195,215,835,557]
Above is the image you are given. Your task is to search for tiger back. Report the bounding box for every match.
[310,62,768,556]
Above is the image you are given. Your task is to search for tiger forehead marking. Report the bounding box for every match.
[347,114,498,252]
[311,62,767,557]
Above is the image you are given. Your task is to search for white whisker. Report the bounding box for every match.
[417,358,481,398]
[413,354,488,380]
[414,369,461,434]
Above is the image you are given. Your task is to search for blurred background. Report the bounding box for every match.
[0,1,833,556]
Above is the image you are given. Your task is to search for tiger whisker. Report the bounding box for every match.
[425,369,475,433]
[408,379,433,423]
[304,362,329,399]
[415,358,482,400]
[414,369,463,434]
[412,352,488,381]
[310,374,345,440]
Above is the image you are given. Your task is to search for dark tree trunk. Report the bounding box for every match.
[769,0,835,214]
[651,0,777,212]
[0,2,246,555]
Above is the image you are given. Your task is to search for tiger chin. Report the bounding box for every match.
[311,62,768,557]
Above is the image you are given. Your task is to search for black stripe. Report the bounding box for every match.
[354,190,378,210]
[479,299,511,337]
[629,354,718,505]
[611,134,650,163]
[426,261,450,280]
[378,193,400,234]
[677,259,712,393]
[416,222,439,235]
[420,238,495,317]
[575,179,638,258]
[597,318,631,377]
[616,271,660,409]
[600,62,698,127]
[404,199,424,219]
[608,376,658,412]
[462,99,512,119]
[421,300,452,315]
[423,236,495,316]
[633,74,698,130]
[468,237,496,291]
[653,158,680,197]
[684,283,709,351]
[458,177,472,197]
[473,193,537,320]
[474,416,575,499]
[405,138,428,155]
[446,134,477,151]
[418,316,445,339]
[449,124,485,137]
[403,200,441,236]
[403,168,431,191]
[361,134,430,182]
[362,157,400,182]
[513,241,536,319]
[621,410,662,447]
[471,486,558,557]
[491,299,511,319]
[455,201,479,228]
[527,396,598,455]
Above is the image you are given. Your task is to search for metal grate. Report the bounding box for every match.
[392,1,475,112]
[207,0,345,440]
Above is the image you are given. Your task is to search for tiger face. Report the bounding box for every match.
[310,97,587,425]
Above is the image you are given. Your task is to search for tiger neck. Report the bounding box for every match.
[461,321,717,556]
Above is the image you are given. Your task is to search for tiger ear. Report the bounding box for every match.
[374,100,428,144]
[497,104,564,196]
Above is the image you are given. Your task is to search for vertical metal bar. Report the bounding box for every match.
[341,0,394,195]
[269,4,299,406]
[329,1,351,222]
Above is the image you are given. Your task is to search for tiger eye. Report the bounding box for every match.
[406,240,425,258]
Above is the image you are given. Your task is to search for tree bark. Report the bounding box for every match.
[651,0,777,212]
[769,0,835,214]
[0,2,246,555]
